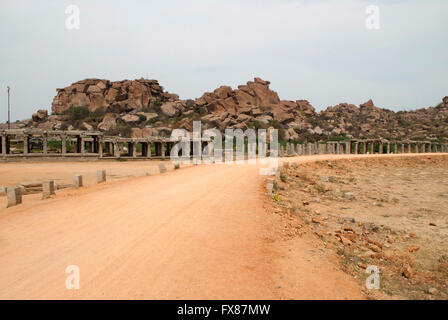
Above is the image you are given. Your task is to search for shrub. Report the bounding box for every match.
[280,171,287,183]
[153,101,163,110]
[65,106,90,121]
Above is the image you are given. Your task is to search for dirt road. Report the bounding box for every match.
[1,154,436,299]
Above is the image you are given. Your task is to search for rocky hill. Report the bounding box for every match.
[21,77,448,143]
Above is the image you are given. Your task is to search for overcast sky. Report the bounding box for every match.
[0,0,447,122]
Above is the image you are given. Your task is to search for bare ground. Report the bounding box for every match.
[273,155,448,299]
[0,153,444,299]
[0,160,183,188]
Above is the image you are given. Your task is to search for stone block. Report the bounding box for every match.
[158,163,167,173]
[42,181,55,199]
[73,175,83,188]
[97,170,106,183]
[6,187,22,208]
[266,178,274,195]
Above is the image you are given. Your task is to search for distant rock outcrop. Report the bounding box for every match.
[21,77,448,142]
[51,78,178,115]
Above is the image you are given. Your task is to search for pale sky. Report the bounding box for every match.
[0,0,447,122]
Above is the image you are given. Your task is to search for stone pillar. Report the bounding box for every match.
[42,181,55,199]
[98,137,103,158]
[114,141,120,158]
[80,137,85,154]
[73,175,83,188]
[42,134,48,155]
[378,142,383,154]
[354,142,359,154]
[6,187,22,208]
[387,142,390,154]
[370,142,374,154]
[132,142,137,158]
[1,134,7,155]
[97,170,106,183]
[61,135,67,154]
[23,135,29,155]
[158,163,167,173]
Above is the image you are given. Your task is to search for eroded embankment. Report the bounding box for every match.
[269,155,448,299]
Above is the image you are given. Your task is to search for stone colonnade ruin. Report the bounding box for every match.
[1,130,447,160]
[0,129,211,160]
[278,139,447,157]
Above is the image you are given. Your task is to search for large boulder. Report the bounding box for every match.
[121,114,140,123]
[161,102,180,117]
[89,93,108,112]
[69,92,90,108]
[98,113,117,131]
[127,81,150,110]
[50,78,176,115]
[32,109,48,122]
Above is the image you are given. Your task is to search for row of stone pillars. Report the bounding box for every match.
[101,140,214,159]
[279,140,448,157]
[1,130,102,156]
[2,129,447,159]
[101,140,172,158]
